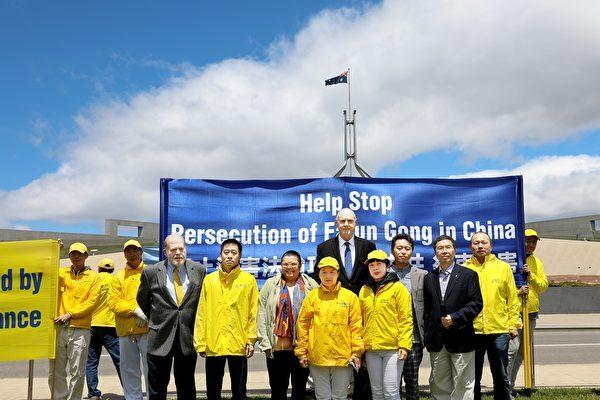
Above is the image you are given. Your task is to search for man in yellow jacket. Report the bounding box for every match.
[508,229,548,396]
[49,242,101,400]
[85,258,121,400]
[194,238,258,400]
[465,232,520,400]
[108,239,149,400]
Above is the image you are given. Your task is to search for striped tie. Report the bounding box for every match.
[173,265,184,305]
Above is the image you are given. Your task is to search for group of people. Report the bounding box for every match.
[49,207,547,400]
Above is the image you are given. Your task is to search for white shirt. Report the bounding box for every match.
[166,262,189,304]
[288,285,296,308]
[337,235,356,270]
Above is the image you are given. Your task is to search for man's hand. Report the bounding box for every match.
[299,356,309,368]
[397,348,408,360]
[509,329,519,339]
[133,307,147,321]
[133,307,147,327]
[518,285,529,296]
[264,349,272,359]
[441,314,454,329]
[245,344,255,358]
[349,355,361,370]
[54,313,71,325]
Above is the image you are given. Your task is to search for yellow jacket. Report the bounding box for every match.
[295,282,364,367]
[465,254,521,334]
[91,272,115,327]
[57,267,101,329]
[359,278,413,352]
[108,262,148,337]
[194,266,259,356]
[523,254,548,314]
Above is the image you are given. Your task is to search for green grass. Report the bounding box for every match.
[184,388,600,399]
[549,280,600,287]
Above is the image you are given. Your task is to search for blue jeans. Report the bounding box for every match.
[86,326,121,397]
[474,333,511,400]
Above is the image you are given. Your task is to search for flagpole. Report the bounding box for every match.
[332,67,371,178]
[347,68,354,161]
[347,68,352,118]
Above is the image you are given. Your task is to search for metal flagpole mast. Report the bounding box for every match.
[347,68,352,121]
[334,68,371,177]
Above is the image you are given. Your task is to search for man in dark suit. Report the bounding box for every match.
[137,234,206,400]
[314,207,376,400]
[423,235,483,400]
[314,208,376,294]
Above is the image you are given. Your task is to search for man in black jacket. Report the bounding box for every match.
[423,235,483,400]
[314,208,376,294]
[313,207,376,400]
[137,234,206,400]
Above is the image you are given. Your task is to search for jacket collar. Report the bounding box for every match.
[218,264,241,282]
[126,261,145,271]
[320,281,341,293]
[366,271,398,293]
[70,265,91,276]
[469,253,497,267]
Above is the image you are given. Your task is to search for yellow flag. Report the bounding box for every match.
[0,239,60,361]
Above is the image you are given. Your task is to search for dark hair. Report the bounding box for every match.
[433,235,456,250]
[220,238,242,253]
[98,267,114,274]
[281,250,302,265]
[391,233,414,252]
[470,231,492,244]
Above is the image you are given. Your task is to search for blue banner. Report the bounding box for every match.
[160,176,526,286]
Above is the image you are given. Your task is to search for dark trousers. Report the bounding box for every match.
[401,341,423,400]
[86,326,121,397]
[352,365,372,400]
[266,350,309,400]
[206,355,248,400]
[147,342,197,400]
[474,333,511,400]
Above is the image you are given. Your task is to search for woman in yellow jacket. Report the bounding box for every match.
[295,256,364,400]
[359,250,413,400]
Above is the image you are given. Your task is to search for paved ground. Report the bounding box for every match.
[2,314,600,400]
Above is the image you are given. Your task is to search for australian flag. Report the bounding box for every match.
[325,70,348,86]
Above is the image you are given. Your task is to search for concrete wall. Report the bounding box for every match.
[541,287,600,314]
[527,214,600,240]
[534,238,600,276]
[105,219,159,241]
[60,252,127,270]
[0,228,158,251]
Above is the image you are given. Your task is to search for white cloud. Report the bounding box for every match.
[12,224,32,231]
[449,155,600,221]
[2,0,600,226]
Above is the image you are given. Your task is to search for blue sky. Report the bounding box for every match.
[1,0,599,232]
[0,0,353,190]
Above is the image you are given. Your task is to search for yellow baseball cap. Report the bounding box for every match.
[123,239,142,250]
[68,242,88,255]
[525,229,540,240]
[364,249,391,266]
[98,258,115,270]
[317,256,340,270]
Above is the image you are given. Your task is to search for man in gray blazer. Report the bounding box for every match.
[137,234,206,400]
[391,233,427,400]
